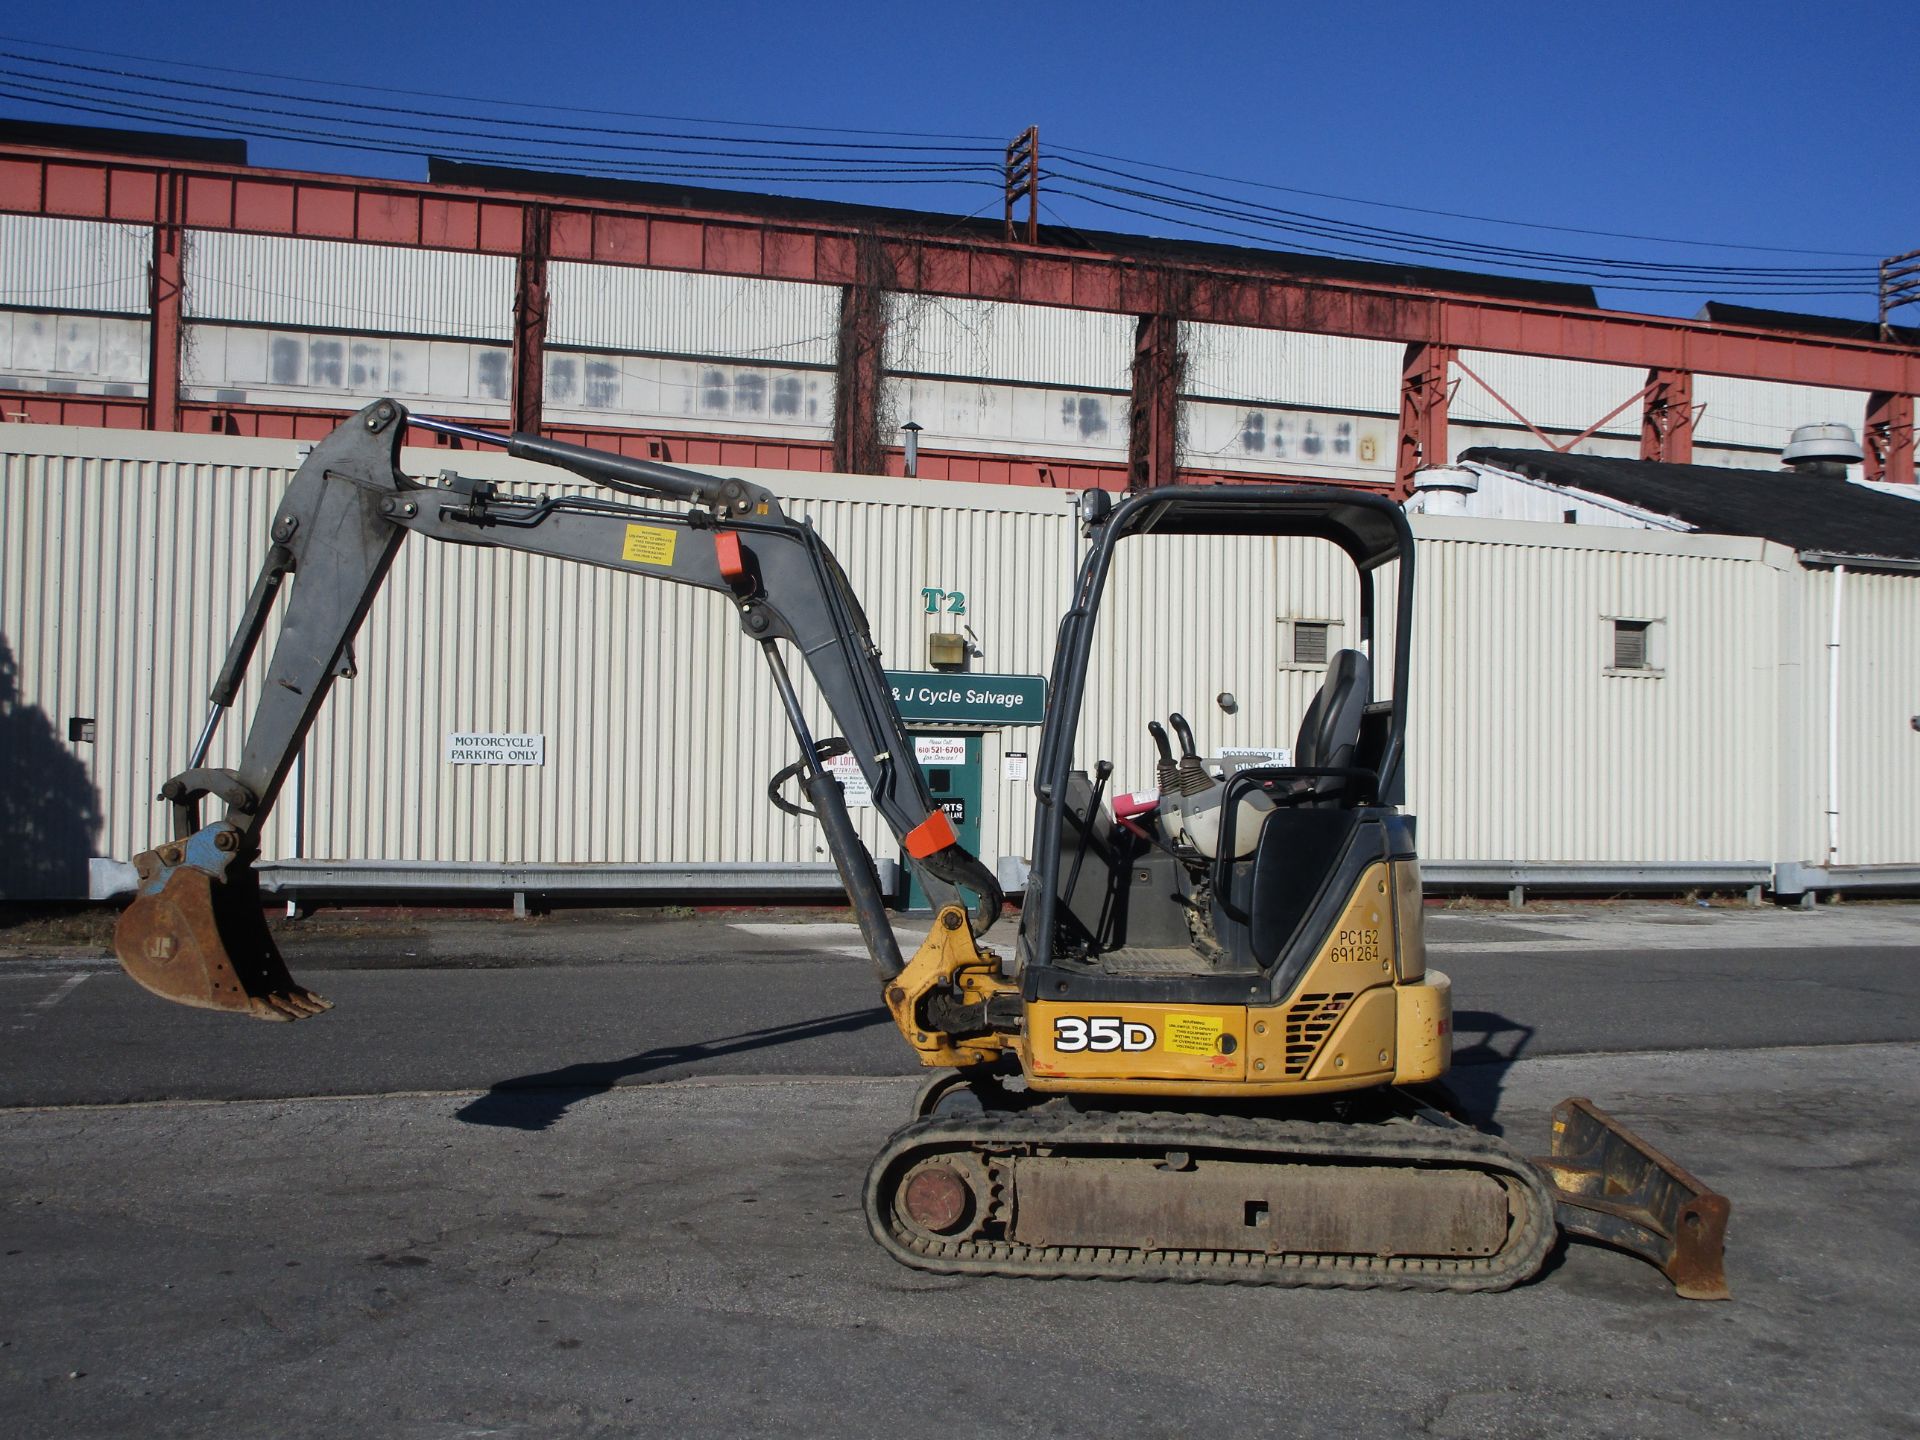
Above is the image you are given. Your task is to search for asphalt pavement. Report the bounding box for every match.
[3,900,1918,1438]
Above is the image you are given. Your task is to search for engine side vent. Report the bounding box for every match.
[1282,991,1353,1076]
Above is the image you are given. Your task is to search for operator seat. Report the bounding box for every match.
[1293,649,1371,806]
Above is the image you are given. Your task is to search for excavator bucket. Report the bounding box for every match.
[114,846,330,1021]
[1535,1097,1730,1300]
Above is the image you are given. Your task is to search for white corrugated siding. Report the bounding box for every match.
[0,214,152,315]
[1451,351,1649,438]
[1805,567,1920,866]
[184,232,514,341]
[1405,517,1792,863]
[549,264,838,363]
[1,443,293,898]
[5,425,1916,898]
[887,296,1133,391]
[1692,374,1868,451]
[1072,534,1359,792]
[1182,324,1400,413]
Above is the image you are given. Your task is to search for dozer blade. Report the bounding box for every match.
[115,848,331,1021]
[1535,1097,1730,1301]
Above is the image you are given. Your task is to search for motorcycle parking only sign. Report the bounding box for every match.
[446,732,546,765]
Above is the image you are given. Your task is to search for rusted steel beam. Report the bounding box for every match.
[4,145,1917,394]
[1128,312,1183,489]
[831,237,890,475]
[1396,342,1453,495]
[1641,368,1696,463]
[147,170,184,431]
[512,204,550,435]
[1863,390,1915,484]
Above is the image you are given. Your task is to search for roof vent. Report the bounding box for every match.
[1783,422,1862,478]
[1407,465,1479,515]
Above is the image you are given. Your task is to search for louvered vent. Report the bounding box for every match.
[1613,619,1650,670]
[1293,621,1331,667]
[1281,991,1353,1076]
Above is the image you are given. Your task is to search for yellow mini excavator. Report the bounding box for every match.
[114,400,1728,1298]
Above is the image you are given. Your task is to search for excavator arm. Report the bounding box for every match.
[115,398,1001,1019]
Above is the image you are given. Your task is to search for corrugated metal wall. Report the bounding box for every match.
[184,233,515,341]
[0,214,153,315]
[887,296,1133,391]
[548,265,838,363]
[1182,323,1400,412]
[1404,517,1794,862]
[1807,567,1920,866]
[1451,351,1648,438]
[2,214,1899,474]
[1692,374,1867,451]
[1,440,298,898]
[4,425,1915,899]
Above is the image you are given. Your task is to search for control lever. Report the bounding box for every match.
[1063,759,1114,915]
[1146,721,1178,795]
[1166,713,1212,796]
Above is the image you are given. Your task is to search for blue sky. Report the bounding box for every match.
[1,1,1914,322]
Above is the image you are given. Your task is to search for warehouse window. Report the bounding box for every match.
[1605,617,1664,676]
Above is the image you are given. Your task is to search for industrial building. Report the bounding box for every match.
[1,123,1916,905]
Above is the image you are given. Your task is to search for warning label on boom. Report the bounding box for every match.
[621,524,677,567]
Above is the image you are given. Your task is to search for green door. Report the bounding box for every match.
[903,733,983,911]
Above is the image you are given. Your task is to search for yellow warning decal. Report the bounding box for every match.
[622,524,677,566]
[1162,1013,1224,1056]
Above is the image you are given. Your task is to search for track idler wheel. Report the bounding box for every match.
[115,838,330,1021]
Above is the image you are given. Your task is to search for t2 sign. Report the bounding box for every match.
[920,587,967,615]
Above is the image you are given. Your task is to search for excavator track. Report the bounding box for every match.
[865,1104,1557,1292]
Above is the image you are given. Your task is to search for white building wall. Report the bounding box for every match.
[5,424,1916,899]
[0,310,150,396]
[184,232,515,340]
[887,296,1133,392]
[0,214,152,315]
[181,322,510,418]
[1182,323,1400,413]
[1693,374,1867,451]
[1450,351,1648,439]
[548,265,839,364]
[1803,567,1920,867]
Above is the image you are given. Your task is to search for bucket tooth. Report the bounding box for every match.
[1535,1097,1730,1301]
[114,852,330,1022]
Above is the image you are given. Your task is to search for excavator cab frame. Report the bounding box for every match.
[1022,484,1417,1005]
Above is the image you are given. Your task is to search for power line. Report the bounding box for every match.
[0,58,1000,172]
[0,50,996,156]
[1047,157,1872,280]
[1050,142,1883,261]
[1045,184,1869,298]
[0,77,1002,190]
[0,31,1005,142]
[0,40,1883,304]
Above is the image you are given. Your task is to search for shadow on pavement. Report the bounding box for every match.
[456,1006,893,1131]
[1441,1008,1536,1136]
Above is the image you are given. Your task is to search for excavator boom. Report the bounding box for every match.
[115,399,1000,1017]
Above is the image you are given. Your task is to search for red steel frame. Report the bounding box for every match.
[2,144,1914,485]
